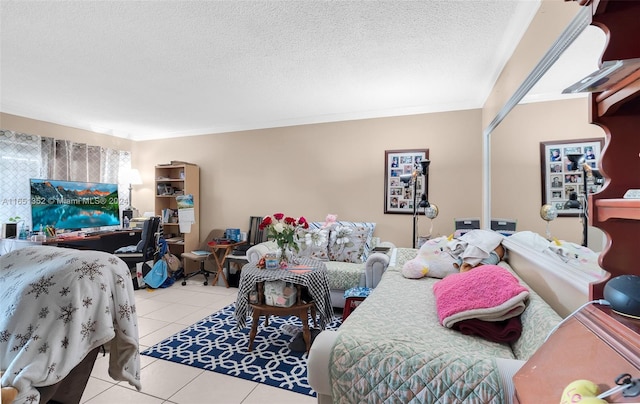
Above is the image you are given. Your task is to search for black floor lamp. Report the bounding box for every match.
[565,154,604,247]
[400,159,432,248]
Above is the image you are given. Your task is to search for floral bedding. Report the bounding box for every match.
[0,246,141,403]
[328,258,561,403]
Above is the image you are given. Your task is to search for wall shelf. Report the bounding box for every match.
[595,199,640,221]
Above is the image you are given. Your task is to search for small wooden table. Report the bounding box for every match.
[208,241,246,288]
[248,281,317,353]
[234,258,333,335]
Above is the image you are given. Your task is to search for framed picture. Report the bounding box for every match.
[384,149,429,214]
[540,138,604,217]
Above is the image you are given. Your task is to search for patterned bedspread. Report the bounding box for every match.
[329,258,561,403]
[0,246,141,403]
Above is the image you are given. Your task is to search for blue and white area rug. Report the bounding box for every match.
[141,303,341,396]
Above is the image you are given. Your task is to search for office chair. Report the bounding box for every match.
[181,229,224,286]
[114,216,161,274]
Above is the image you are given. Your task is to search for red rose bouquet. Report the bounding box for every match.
[259,213,309,265]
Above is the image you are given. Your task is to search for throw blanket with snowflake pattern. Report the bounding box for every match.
[0,246,141,403]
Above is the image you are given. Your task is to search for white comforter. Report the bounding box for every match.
[0,246,141,403]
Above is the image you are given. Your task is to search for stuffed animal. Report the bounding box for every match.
[402,231,508,279]
[560,380,607,404]
[402,253,460,279]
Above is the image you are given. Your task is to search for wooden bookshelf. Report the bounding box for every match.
[154,163,200,271]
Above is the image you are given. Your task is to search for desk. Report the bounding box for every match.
[209,241,246,288]
[182,241,245,286]
[44,230,141,253]
[234,258,333,330]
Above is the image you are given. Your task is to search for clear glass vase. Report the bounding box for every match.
[278,245,297,268]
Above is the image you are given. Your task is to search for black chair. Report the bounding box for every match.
[114,216,161,273]
[226,216,267,283]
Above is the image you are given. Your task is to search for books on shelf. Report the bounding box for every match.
[162,208,176,224]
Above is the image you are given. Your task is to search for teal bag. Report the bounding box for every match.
[144,259,168,288]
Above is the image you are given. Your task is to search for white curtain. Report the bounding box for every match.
[0,131,42,226]
[0,129,131,229]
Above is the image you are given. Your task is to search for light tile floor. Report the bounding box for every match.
[81,274,317,404]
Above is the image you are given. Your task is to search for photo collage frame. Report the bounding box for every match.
[540,138,604,217]
[384,149,429,214]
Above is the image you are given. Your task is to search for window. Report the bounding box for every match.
[0,129,131,229]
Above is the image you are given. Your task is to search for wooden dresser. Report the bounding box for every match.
[513,305,640,403]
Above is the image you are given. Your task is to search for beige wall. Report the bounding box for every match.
[133,110,483,247]
[1,99,601,248]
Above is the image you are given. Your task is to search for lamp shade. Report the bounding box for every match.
[565,153,584,171]
[399,173,412,184]
[419,159,431,175]
[425,204,439,219]
[418,193,430,208]
[127,169,143,185]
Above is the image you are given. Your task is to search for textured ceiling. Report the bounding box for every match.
[0,1,603,141]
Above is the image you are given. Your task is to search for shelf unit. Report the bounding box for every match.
[587,0,640,297]
[154,163,200,271]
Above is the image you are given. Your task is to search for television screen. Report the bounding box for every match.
[30,179,120,231]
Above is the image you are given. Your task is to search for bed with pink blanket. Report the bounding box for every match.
[308,231,607,403]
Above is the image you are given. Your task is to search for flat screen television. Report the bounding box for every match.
[30,179,120,231]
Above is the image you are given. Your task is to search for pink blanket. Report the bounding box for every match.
[433,264,529,328]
